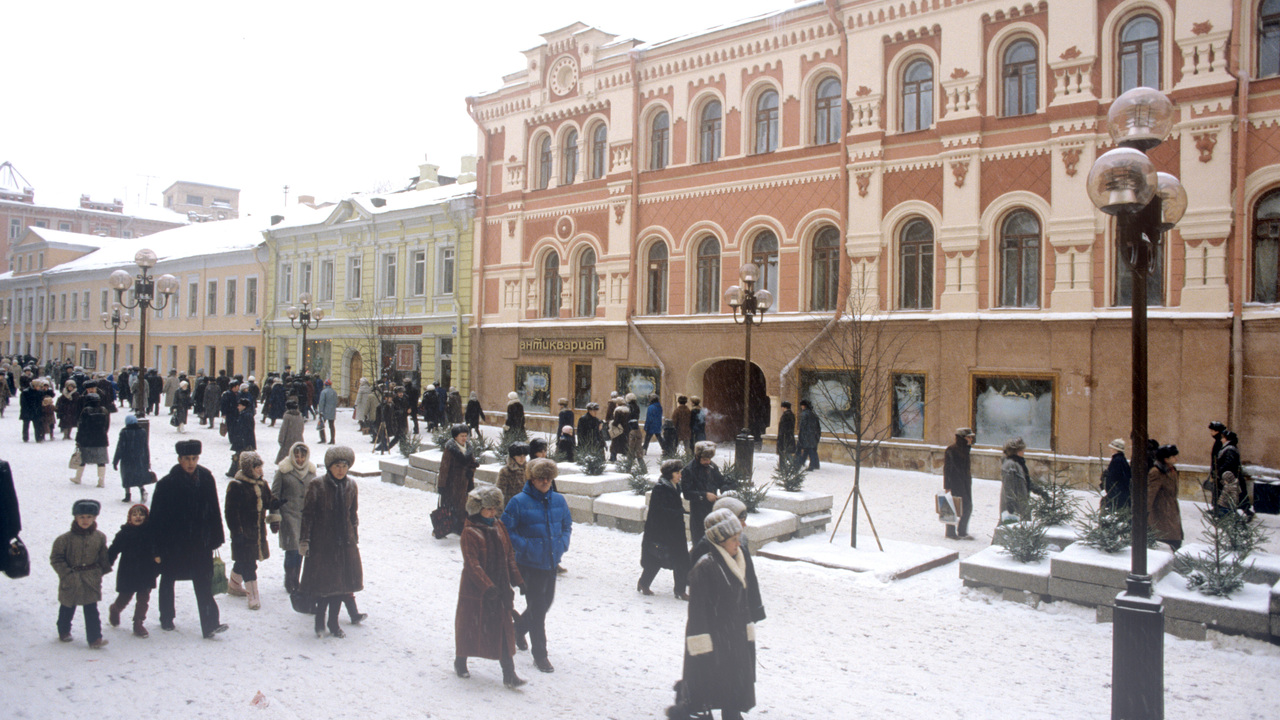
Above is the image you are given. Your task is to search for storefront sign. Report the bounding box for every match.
[379,325,423,336]
[519,336,605,355]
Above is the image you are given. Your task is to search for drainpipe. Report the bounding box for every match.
[781,0,850,399]
[465,99,489,404]
[1230,9,1249,430]
[626,51,667,389]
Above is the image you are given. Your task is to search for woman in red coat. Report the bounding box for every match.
[454,485,526,688]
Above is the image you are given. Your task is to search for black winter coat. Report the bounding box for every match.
[171,388,192,425]
[0,462,19,576]
[1102,452,1132,511]
[19,386,42,421]
[690,535,766,624]
[775,409,795,455]
[465,399,485,427]
[108,522,158,593]
[299,473,362,597]
[75,405,110,449]
[224,472,278,564]
[268,383,287,420]
[943,438,973,499]
[228,407,257,452]
[148,464,225,580]
[641,478,689,571]
[797,408,821,449]
[680,548,757,714]
[505,401,525,432]
[112,425,153,489]
[577,413,604,452]
[682,459,726,535]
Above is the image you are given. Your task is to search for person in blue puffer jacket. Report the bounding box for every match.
[501,457,571,674]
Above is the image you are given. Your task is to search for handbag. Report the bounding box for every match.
[68,449,83,469]
[316,418,324,432]
[211,552,228,596]
[290,589,318,615]
[4,537,30,579]
[219,421,228,437]
[145,470,158,486]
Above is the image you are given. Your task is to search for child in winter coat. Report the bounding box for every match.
[112,414,153,504]
[41,395,56,442]
[224,451,280,610]
[107,504,158,637]
[49,499,112,648]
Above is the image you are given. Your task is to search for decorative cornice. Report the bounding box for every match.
[638,171,839,206]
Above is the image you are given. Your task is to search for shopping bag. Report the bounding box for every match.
[219,421,228,437]
[290,589,318,615]
[211,553,228,596]
[935,492,959,525]
[68,449,83,469]
[4,537,30,579]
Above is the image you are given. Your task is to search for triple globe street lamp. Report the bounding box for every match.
[1086,86,1187,720]
[286,292,324,374]
[108,249,178,373]
[725,262,774,479]
[100,304,131,373]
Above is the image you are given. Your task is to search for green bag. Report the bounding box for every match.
[211,553,228,596]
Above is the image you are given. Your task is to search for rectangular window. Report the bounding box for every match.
[186,194,203,205]
[246,347,256,377]
[616,366,661,416]
[514,365,552,415]
[37,252,43,268]
[82,292,89,320]
[207,281,217,316]
[799,368,861,435]
[8,219,20,239]
[279,263,293,303]
[34,221,46,229]
[412,250,426,296]
[71,293,78,320]
[382,253,397,298]
[100,290,108,314]
[188,347,197,375]
[347,256,362,299]
[225,279,237,315]
[37,296,43,323]
[225,348,235,376]
[122,231,132,239]
[319,260,334,301]
[79,348,97,370]
[973,375,1054,450]
[891,373,926,440]
[170,286,179,317]
[58,222,71,231]
[245,277,258,314]
[60,294,67,320]
[299,262,313,298]
[188,282,198,316]
[439,246,455,295]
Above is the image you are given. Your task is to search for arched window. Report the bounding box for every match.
[542,251,562,318]
[591,124,608,179]
[999,210,1041,308]
[811,226,841,311]
[754,90,779,154]
[1002,40,1038,117]
[577,247,598,317]
[898,219,934,309]
[695,236,721,313]
[562,129,578,185]
[901,59,934,132]
[1114,234,1164,307]
[751,230,779,311]
[646,242,668,314]
[1260,0,1280,78]
[650,111,670,170]
[536,136,552,190]
[1119,15,1160,92]
[1253,188,1280,303]
[814,77,842,145]
[699,100,722,163]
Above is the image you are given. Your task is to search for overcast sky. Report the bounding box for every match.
[2,0,793,222]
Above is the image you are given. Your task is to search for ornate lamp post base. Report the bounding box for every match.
[734,429,755,482]
[1111,576,1164,720]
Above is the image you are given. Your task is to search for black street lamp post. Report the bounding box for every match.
[100,304,131,373]
[287,292,324,374]
[108,249,178,372]
[1087,87,1186,720]
[725,263,774,480]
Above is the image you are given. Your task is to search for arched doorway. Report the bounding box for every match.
[701,359,768,443]
[347,351,363,405]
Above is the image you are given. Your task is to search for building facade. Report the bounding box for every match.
[263,177,475,405]
[1,222,266,376]
[162,180,241,221]
[468,0,1280,470]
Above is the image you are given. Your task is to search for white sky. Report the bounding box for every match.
[2,0,793,222]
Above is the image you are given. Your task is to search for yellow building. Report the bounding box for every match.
[1,222,267,375]
[263,178,475,405]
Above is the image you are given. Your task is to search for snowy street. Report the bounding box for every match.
[3,406,1279,720]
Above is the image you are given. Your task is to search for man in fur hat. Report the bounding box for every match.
[682,442,726,546]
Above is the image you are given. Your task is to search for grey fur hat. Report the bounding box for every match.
[526,457,559,481]
[324,445,356,470]
[659,458,684,480]
[694,441,717,460]
[704,508,743,545]
[466,485,505,516]
[713,496,747,519]
[238,451,264,472]
[1003,437,1027,455]
[72,498,101,517]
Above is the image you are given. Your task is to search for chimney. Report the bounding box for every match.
[457,155,478,184]
[297,195,315,207]
[370,198,387,208]
[415,153,440,190]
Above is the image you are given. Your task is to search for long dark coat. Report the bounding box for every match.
[797,407,821,449]
[438,439,478,514]
[224,471,279,563]
[465,399,485,429]
[1102,452,1132,511]
[1147,462,1183,545]
[640,477,689,572]
[271,447,314,553]
[943,437,972,500]
[171,388,192,425]
[148,464,225,580]
[680,548,757,715]
[75,404,110,449]
[0,462,19,576]
[108,522,158,594]
[202,382,221,420]
[690,536,766,623]
[275,410,305,463]
[455,516,524,660]
[672,404,692,443]
[775,408,795,456]
[112,425,153,489]
[228,407,257,452]
[577,413,604,452]
[682,459,726,541]
[504,400,525,432]
[447,390,463,424]
[268,383,288,420]
[299,472,363,597]
[19,386,42,421]
[55,391,81,432]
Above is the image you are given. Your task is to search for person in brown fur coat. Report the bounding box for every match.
[454,485,526,688]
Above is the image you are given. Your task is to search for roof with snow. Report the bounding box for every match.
[267,181,476,232]
[40,217,265,277]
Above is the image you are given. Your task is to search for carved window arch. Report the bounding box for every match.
[754,89,779,154]
[814,77,842,145]
[699,100,723,163]
[998,210,1041,308]
[901,59,934,133]
[1118,14,1161,92]
[1001,39,1038,117]
[645,241,668,314]
[898,218,934,309]
[1253,187,1280,303]
[695,236,721,313]
[811,226,841,311]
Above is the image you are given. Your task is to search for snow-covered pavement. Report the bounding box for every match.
[3,407,1278,719]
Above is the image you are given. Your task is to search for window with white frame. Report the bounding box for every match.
[1261,0,1280,78]
[412,250,426,296]
[319,260,334,301]
[591,123,608,179]
[815,77,842,145]
[754,90,779,154]
[439,246,455,295]
[347,256,362,300]
[207,281,217,316]
[381,252,396,298]
[8,219,20,239]
[279,263,293,303]
[1118,14,1160,92]
[81,291,89,320]
[650,111,670,170]
[699,100,722,163]
[902,59,934,132]
[225,278,237,315]
[60,294,67,320]
[188,282,198,316]
[246,277,258,314]
[299,262,312,298]
[1001,39,1038,117]
[100,290,107,314]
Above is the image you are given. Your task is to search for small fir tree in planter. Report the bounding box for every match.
[398,433,423,458]
[467,432,495,459]
[720,461,769,514]
[771,453,808,493]
[997,517,1051,564]
[1174,498,1272,598]
[1076,500,1137,554]
[495,427,529,458]
[625,454,651,495]
[430,425,452,449]
[1030,464,1081,528]
[577,445,607,476]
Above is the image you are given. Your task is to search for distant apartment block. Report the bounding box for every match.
[163,180,240,221]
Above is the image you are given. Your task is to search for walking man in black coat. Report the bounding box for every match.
[1101,438,1131,511]
[775,401,795,457]
[148,439,227,639]
[795,399,821,471]
[943,427,975,540]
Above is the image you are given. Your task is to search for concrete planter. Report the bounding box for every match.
[473,463,504,485]
[380,457,409,486]
[959,544,1054,597]
[1157,574,1274,640]
[409,450,442,473]
[1048,543,1175,608]
[742,508,798,553]
[760,489,833,538]
[593,491,649,533]
[562,494,596,524]
[554,472,630,498]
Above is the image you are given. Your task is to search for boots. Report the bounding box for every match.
[71,466,84,484]
[284,564,301,594]
[96,465,106,488]
[228,571,248,597]
[326,598,344,638]
[133,598,149,638]
[343,594,366,624]
[314,606,326,638]
[500,655,526,688]
[140,487,147,503]
[454,657,470,678]
[246,580,260,610]
[108,599,125,627]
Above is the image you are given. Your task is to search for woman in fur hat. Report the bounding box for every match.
[272,442,315,593]
[998,437,1047,524]
[496,442,530,509]
[608,405,630,462]
[276,400,306,463]
[112,414,153,504]
[436,424,479,539]
[171,380,192,432]
[224,451,280,610]
[504,391,525,434]
[639,459,691,599]
[55,380,81,440]
[454,484,527,688]
[681,442,725,546]
[71,394,110,488]
[668,508,755,720]
[300,445,364,638]
[1148,444,1184,550]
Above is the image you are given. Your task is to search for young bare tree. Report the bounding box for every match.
[791,267,923,548]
